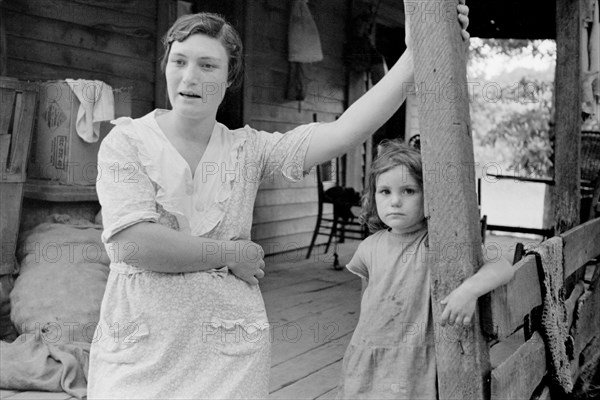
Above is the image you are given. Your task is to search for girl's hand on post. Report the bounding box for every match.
[439,285,477,326]
[227,241,266,285]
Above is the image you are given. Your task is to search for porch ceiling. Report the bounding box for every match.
[375,0,555,40]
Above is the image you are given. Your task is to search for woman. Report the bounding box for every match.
[88,9,469,399]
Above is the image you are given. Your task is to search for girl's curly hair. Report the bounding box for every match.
[359,140,424,232]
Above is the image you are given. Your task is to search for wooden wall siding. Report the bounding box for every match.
[246,0,349,254]
[4,0,157,118]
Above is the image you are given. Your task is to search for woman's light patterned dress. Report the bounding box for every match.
[88,110,316,399]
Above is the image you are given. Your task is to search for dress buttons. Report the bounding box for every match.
[186,184,194,195]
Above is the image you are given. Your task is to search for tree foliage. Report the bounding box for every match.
[469,39,555,178]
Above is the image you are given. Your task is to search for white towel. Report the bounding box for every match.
[65,79,115,143]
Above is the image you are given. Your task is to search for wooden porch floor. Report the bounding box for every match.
[1,233,524,400]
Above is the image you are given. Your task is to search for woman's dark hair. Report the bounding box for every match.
[160,13,244,90]
[360,139,424,232]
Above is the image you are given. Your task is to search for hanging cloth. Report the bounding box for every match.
[287,0,323,101]
[288,0,323,63]
[65,79,115,143]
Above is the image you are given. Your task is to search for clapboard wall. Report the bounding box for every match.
[3,0,157,118]
[245,0,349,254]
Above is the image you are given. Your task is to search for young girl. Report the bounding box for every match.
[337,141,514,399]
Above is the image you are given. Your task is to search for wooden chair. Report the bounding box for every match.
[306,165,368,265]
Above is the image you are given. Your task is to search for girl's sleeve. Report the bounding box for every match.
[96,129,159,244]
[249,123,318,182]
[346,239,370,280]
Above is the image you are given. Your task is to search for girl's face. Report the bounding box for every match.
[165,33,230,119]
[375,165,425,234]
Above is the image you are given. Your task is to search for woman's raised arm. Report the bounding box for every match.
[304,48,414,169]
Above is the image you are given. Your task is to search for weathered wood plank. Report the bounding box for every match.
[5,0,156,37]
[5,10,154,60]
[253,203,317,224]
[269,359,344,399]
[489,328,525,369]
[262,267,355,300]
[71,0,156,18]
[410,0,489,397]
[565,280,585,328]
[249,101,343,127]
[7,89,37,181]
[265,277,360,325]
[561,217,600,278]
[7,36,155,82]
[248,86,344,116]
[269,294,360,366]
[571,266,600,364]
[252,216,324,242]
[269,332,351,393]
[491,331,547,400]
[256,232,327,258]
[553,0,582,233]
[488,254,542,339]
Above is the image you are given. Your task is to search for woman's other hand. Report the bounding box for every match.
[226,241,266,285]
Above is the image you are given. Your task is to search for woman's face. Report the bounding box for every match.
[165,33,230,119]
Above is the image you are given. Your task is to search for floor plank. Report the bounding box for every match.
[270,332,352,393]
[0,390,19,399]
[270,360,344,399]
[269,285,361,366]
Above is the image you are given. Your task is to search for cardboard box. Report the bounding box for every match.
[28,81,132,185]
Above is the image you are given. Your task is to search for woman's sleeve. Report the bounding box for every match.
[96,129,159,244]
[251,123,318,182]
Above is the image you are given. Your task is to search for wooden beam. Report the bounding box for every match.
[408,1,489,398]
[490,331,547,400]
[487,254,543,340]
[561,217,600,278]
[571,265,600,366]
[155,0,178,110]
[553,0,582,233]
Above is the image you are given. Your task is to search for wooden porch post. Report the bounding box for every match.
[553,0,582,233]
[408,1,489,399]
